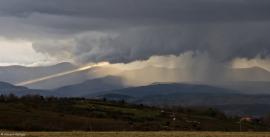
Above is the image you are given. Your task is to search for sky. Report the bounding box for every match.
[0,0,270,70]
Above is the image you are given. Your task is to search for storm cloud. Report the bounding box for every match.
[1,0,270,64]
[33,23,270,63]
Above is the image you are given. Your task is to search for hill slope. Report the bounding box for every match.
[0,96,267,131]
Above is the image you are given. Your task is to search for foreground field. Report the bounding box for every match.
[1,132,270,137]
[1,96,268,131]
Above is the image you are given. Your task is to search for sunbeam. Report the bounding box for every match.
[16,62,109,86]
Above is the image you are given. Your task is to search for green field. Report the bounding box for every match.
[1,132,270,137]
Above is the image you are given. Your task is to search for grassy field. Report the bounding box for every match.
[1,132,270,137]
[2,96,262,131]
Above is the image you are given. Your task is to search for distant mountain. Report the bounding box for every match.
[117,66,194,86]
[0,62,75,82]
[119,66,270,94]
[0,81,47,96]
[91,83,241,101]
[1,62,270,91]
[1,79,270,116]
[190,67,270,94]
[225,67,270,81]
[92,83,270,116]
[212,81,270,94]
[0,62,85,89]
[0,76,126,97]
[52,76,126,97]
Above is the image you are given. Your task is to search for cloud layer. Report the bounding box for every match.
[0,0,270,65]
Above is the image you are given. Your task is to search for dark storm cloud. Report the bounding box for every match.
[1,0,270,63]
[1,0,270,21]
[65,23,270,63]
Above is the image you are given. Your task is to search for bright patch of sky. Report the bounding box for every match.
[0,37,57,66]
